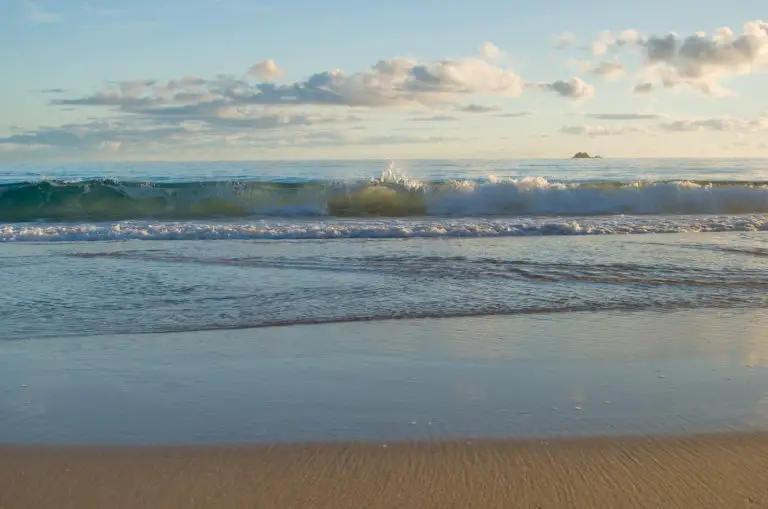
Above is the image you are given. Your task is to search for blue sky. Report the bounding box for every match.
[1,0,767,161]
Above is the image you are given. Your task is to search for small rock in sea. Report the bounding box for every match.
[658,375,665,379]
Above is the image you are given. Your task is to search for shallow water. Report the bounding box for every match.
[2,232,768,339]
[2,310,767,444]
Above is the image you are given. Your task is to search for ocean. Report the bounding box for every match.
[1,158,768,444]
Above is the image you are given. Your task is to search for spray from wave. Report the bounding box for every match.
[2,162,768,222]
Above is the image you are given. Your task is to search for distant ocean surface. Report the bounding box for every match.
[1,158,767,340]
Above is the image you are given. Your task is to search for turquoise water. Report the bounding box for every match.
[1,158,767,443]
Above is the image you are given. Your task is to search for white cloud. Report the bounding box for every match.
[0,121,188,148]
[561,124,644,136]
[532,77,595,100]
[311,133,470,147]
[591,29,645,56]
[591,34,611,57]
[165,76,207,91]
[660,114,768,132]
[642,21,768,94]
[590,60,626,80]
[248,59,285,80]
[404,58,524,98]
[621,30,644,44]
[457,104,502,113]
[0,111,355,151]
[496,111,533,118]
[557,113,768,137]
[409,115,458,122]
[588,20,768,95]
[55,55,526,111]
[13,46,580,155]
[480,42,502,59]
[633,82,654,94]
[585,113,660,120]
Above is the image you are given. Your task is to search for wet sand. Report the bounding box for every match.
[3,433,768,509]
[6,311,768,445]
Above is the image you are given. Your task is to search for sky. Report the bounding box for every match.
[1,0,767,162]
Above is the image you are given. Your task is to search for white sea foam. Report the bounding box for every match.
[2,215,767,242]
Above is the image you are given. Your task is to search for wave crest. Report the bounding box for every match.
[2,177,768,221]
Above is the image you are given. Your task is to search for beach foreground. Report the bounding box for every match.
[3,433,768,509]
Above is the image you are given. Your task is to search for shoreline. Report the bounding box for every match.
[4,432,768,508]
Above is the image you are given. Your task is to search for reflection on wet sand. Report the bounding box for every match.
[2,308,768,444]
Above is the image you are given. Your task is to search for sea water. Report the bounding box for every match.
[1,158,767,443]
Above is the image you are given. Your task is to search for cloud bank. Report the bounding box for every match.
[585,20,768,95]
[560,112,767,137]
[4,21,767,160]
[53,56,528,112]
[2,44,593,155]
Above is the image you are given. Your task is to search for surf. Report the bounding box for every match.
[2,175,768,222]
[2,214,768,242]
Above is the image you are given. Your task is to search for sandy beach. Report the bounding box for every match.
[3,433,768,509]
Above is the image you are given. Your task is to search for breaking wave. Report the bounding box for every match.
[2,176,768,221]
[2,215,767,242]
